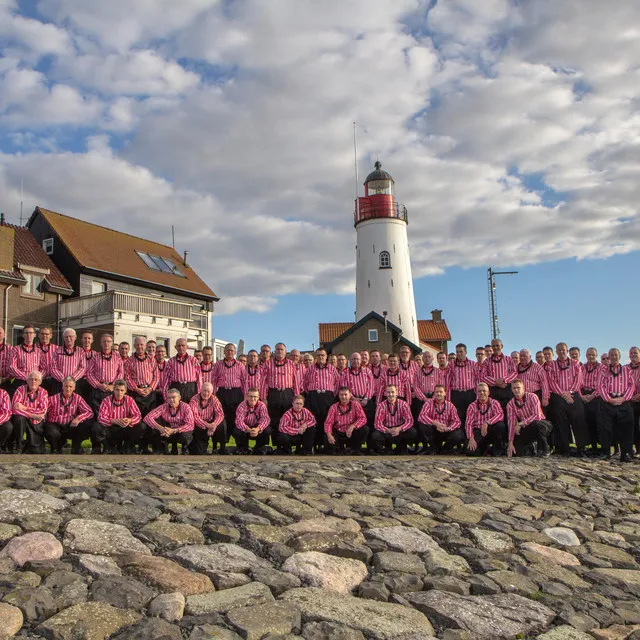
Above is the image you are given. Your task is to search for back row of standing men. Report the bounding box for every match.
[0,324,638,461]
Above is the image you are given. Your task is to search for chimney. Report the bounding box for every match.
[0,212,5,226]
[431,309,442,322]
[183,250,189,267]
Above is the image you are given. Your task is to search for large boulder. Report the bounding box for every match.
[282,552,368,594]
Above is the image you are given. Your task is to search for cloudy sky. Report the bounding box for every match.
[1,0,639,357]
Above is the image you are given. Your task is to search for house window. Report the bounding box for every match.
[42,238,54,255]
[91,280,107,295]
[12,325,24,345]
[21,272,44,299]
[379,251,391,269]
[136,251,185,277]
[368,329,379,342]
[156,337,170,351]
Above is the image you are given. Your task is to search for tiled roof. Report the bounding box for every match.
[318,322,354,344]
[0,223,72,292]
[417,319,451,341]
[32,207,217,301]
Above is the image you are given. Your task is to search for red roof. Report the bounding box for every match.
[318,322,354,344]
[319,318,451,345]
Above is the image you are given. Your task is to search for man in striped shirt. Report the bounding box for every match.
[36,326,58,395]
[77,330,95,399]
[161,338,201,402]
[569,347,581,363]
[475,347,486,367]
[411,352,448,428]
[212,343,247,441]
[0,387,13,453]
[304,348,339,451]
[189,382,226,455]
[0,327,11,394]
[277,394,317,455]
[86,334,124,414]
[597,348,635,462]
[399,345,419,381]
[200,346,214,386]
[146,340,156,357]
[506,379,551,458]
[245,350,263,398]
[547,342,588,458]
[465,382,506,456]
[335,354,348,375]
[581,347,603,455]
[378,354,411,403]
[12,370,48,454]
[144,387,194,455]
[125,336,159,416]
[627,346,640,456]
[417,384,463,453]
[324,387,368,455]
[93,379,143,454]
[50,328,86,397]
[448,343,479,429]
[482,339,516,411]
[234,388,271,455]
[516,349,550,406]
[259,344,272,367]
[261,343,300,438]
[118,341,130,362]
[360,350,370,367]
[371,384,416,454]
[535,351,544,366]
[44,377,93,454]
[155,344,167,373]
[9,324,40,396]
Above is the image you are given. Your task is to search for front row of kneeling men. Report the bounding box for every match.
[1,369,550,457]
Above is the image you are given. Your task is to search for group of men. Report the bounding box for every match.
[0,325,637,462]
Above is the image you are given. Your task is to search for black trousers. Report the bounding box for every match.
[468,421,507,454]
[89,388,111,415]
[512,419,552,456]
[91,420,145,451]
[305,391,335,446]
[489,386,512,415]
[598,401,634,457]
[129,390,158,417]
[0,420,16,451]
[6,378,26,399]
[16,416,46,453]
[168,381,198,403]
[451,390,475,428]
[549,393,588,452]
[325,426,369,453]
[632,401,640,452]
[190,422,227,454]
[75,378,92,403]
[41,377,57,396]
[44,420,91,451]
[267,388,294,433]
[277,427,316,453]
[419,423,466,450]
[233,426,272,450]
[371,427,417,452]
[583,397,601,449]
[217,387,244,443]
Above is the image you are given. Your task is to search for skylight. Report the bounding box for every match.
[136,251,185,277]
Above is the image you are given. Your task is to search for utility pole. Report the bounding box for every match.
[487,267,518,340]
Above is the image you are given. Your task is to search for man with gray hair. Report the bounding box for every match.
[50,328,86,396]
[12,370,48,453]
[45,377,93,454]
[93,379,142,454]
[144,387,194,455]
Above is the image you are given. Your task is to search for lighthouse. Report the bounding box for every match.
[354,161,420,346]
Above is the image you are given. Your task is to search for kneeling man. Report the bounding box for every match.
[277,394,316,455]
[189,382,226,455]
[93,379,142,454]
[465,382,506,456]
[506,379,552,458]
[233,388,271,455]
[371,384,416,454]
[144,387,194,455]
[324,387,368,455]
[417,384,463,454]
[45,376,93,453]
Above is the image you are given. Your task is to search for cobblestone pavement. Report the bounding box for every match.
[0,456,638,639]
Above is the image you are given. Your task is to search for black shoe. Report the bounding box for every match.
[598,452,612,460]
[91,446,103,454]
[71,447,82,455]
[180,448,190,455]
[253,446,268,455]
[234,447,249,455]
[620,453,633,463]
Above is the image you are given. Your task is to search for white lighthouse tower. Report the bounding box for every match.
[354,161,420,346]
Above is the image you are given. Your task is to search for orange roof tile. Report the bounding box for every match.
[34,207,217,300]
[318,322,354,344]
[417,319,451,341]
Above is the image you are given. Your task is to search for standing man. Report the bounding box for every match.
[93,379,143,454]
[155,344,167,372]
[234,388,271,455]
[465,382,506,456]
[194,349,203,363]
[399,345,419,380]
[50,328,86,397]
[303,348,339,450]
[189,381,226,455]
[145,340,157,358]
[324,387,368,455]
[411,352,446,424]
[535,351,544,366]
[516,349,550,406]
[542,346,555,373]
[0,385,14,453]
[200,346,214,386]
[259,344,272,367]
[9,325,41,396]
[36,326,58,395]
[417,384,464,454]
[569,347,581,363]
[506,379,552,458]
[475,347,486,367]
[482,339,516,412]
[44,377,93,454]
[12,370,48,453]
[212,343,247,440]
[378,354,411,403]
[547,342,588,458]
[144,387,194,455]
[277,394,316,455]
[335,354,348,375]
[597,348,635,462]
[581,347,603,454]
[371,384,416,454]
[161,338,201,403]
[626,346,640,455]
[245,350,263,398]
[118,341,130,362]
[448,343,479,430]
[360,350,370,368]
[86,334,124,414]
[261,343,300,439]
[436,351,449,372]
[124,336,159,416]
[0,327,12,394]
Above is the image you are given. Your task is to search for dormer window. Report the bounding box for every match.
[136,251,185,277]
[379,251,391,269]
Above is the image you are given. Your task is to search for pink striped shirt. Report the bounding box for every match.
[212,359,247,392]
[581,362,603,395]
[399,359,420,383]
[47,392,93,425]
[235,400,270,433]
[0,389,11,423]
[417,399,461,432]
[161,355,202,398]
[244,366,263,396]
[304,364,339,394]
[506,392,545,442]
[189,394,224,430]
[412,365,448,401]
[369,364,385,399]
[12,385,48,422]
[516,361,550,402]
[448,359,479,392]
[279,407,316,435]
[124,354,159,391]
[261,359,300,396]
[339,367,374,399]
[200,362,214,386]
[144,401,193,433]
[10,344,42,381]
[374,399,413,432]
[626,363,640,396]
[598,365,635,403]
[378,368,412,402]
[465,398,504,439]
[98,395,142,427]
[82,349,97,363]
[86,352,124,388]
[324,401,367,435]
[0,343,11,379]
[482,355,517,386]
[36,343,58,377]
[547,359,583,395]
[50,348,86,382]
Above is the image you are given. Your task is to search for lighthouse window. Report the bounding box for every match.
[379,251,391,269]
[368,329,379,342]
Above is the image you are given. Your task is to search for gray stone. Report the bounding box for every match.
[469,529,514,554]
[281,587,435,639]
[140,520,205,547]
[406,590,555,639]
[76,553,122,577]
[203,524,241,544]
[0,602,23,637]
[110,617,183,640]
[188,626,243,640]
[359,581,390,601]
[327,541,373,564]
[210,571,252,590]
[302,621,366,639]
[587,568,640,596]
[170,543,269,574]
[366,526,440,553]
[14,513,63,534]
[90,574,156,611]
[423,549,471,575]
[282,551,368,594]
[542,527,581,547]
[373,551,426,575]
[0,531,63,567]
[227,602,301,640]
[486,570,539,597]
[71,497,158,528]
[235,474,292,491]
[421,576,470,595]
[535,625,594,639]
[148,592,185,622]
[2,586,57,623]
[0,524,22,544]
[63,518,150,556]
[44,570,89,609]
[0,490,66,523]
[251,567,302,596]
[186,582,274,615]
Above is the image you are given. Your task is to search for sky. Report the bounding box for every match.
[1,0,639,359]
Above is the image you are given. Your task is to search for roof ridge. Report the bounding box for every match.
[36,207,177,253]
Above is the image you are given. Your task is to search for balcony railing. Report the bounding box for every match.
[60,290,193,321]
[354,200,408,226]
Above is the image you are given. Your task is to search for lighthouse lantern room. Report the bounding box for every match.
[354,161,420,347]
